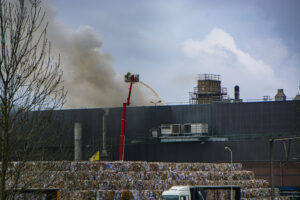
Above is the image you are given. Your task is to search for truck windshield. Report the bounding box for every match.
[161,195,179,200]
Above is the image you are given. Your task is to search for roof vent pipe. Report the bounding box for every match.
[74,122,82,161]
[101,109,109,160]
[275,89,286,101]
[234,85,240,100]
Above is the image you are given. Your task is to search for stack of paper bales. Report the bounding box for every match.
[3,161,286,199]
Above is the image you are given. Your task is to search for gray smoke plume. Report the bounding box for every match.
[43,1,151,108]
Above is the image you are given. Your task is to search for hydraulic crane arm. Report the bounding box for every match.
[119,74,136,161]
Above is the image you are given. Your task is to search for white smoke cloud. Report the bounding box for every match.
[182,28,298,99]
[42,1,153,108]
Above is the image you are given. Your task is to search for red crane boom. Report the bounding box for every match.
[119,74,137,161]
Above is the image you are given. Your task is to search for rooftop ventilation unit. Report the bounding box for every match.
[184,124,192,134]
[161,124,172,135]
[171,124,181,135]
[183,123,208,135]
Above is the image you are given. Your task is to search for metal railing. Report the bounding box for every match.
[198,74,221,81]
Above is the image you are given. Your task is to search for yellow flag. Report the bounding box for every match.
[89,151,100,161]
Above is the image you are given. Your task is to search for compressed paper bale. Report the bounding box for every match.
[212,171,223,180]
[74,171,89,180]
[4,161,278,200]
[89,162,103,171]
[236,179,269,189]
[128,162,145,172]
[105,162,118,172]
[102,181,114,190]
[53,161,71,171]
[145,171,155,180]
[119,190,134,200]
[168,163,177,171]
[72,161,90,171]
[200,163,213,171]
[70,161,80,171]
[162,171,170,180]
[140,190,152,199]
[121,162,130,172]
[232,170,255,180]
[141,161,150,172]
[157,162,166,171]
[168,163,176,171]
[98,162,108,171]
[241,188,273,198]
[204,189,232,200]
[177,163,188,171]
[259,179,269,188]
[70,190,96,200]
[41,161,66,171]
[149,163,159,171]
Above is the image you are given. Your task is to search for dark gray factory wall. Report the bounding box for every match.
[51,100,300,161]
[124,140,295,162]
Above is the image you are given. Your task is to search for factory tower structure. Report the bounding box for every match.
[189,74,227,104]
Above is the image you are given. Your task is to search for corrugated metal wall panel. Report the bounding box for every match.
[50,100,300,161]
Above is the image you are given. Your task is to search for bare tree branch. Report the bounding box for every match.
[0,0,66,199]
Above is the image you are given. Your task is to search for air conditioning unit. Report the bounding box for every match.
[161,124,172,135]
[190,123,208,134]
[184,124,192,134]
[171,124,181,135]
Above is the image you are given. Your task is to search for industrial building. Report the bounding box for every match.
[50,100,300,187]
[22,74,300,194]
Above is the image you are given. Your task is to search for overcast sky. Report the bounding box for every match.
[52,0,300,104]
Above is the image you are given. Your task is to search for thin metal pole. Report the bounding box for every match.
[270,139,274,200]
[230,150,233,200]
[225,146,233,200]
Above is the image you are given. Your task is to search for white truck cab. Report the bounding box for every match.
[161,185,241,200]
[161,186,191,200]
